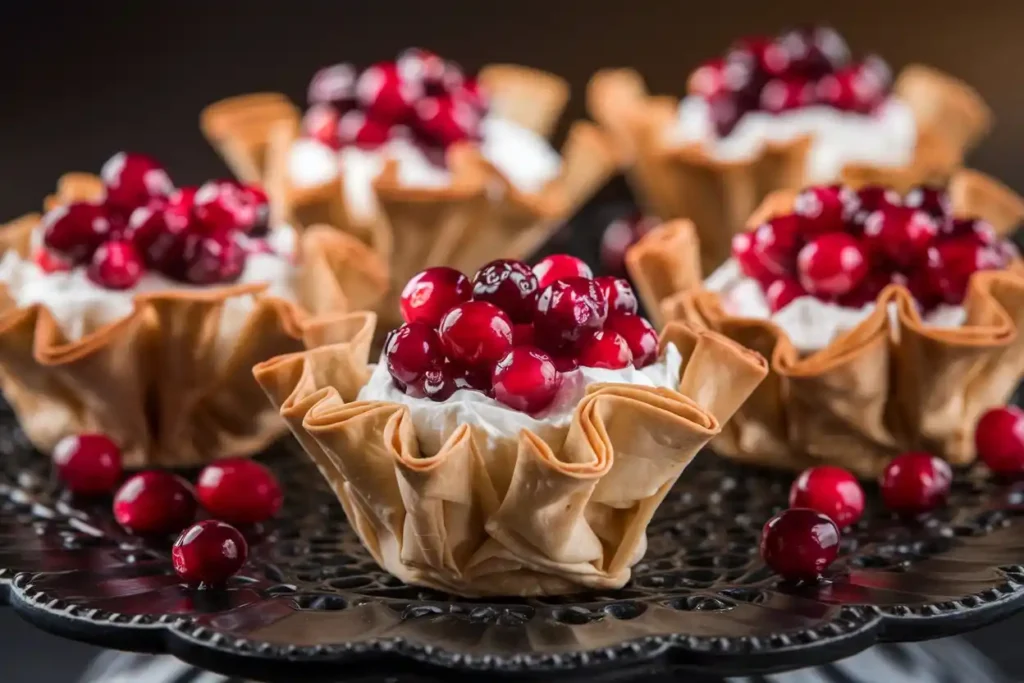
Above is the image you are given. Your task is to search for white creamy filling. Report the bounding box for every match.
[705,259,966,353]
[0,226,299,357]
[287,115,562,222]
[669,96,917,184]
[356,343,683,456]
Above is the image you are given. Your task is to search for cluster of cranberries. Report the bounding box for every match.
[39,152,273,290]
[733,183,1016,314]
[302,48,487,157]
[761,405,1024,582]
[388,255,660,413]
[691,25,894,137]
[52,434,283,586]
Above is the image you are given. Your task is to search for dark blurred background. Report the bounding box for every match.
[2,1,1024,680]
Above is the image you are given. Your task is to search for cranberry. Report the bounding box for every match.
[35,248,71,274]
[906,268,942,312]
[689,58,728,99]
[397,48,458,94]
[789,466,865,528]
[904,186,951,219]
[850,186,902,228]
[925,238,1003,305]
[415,96,479,148]
[52,434,123,496]
[760,78,813,113]
[512,323,535,346]
[595,276,638,315]
[182,232,245,285]
[172,520,248,586]
[492,347,562,413]
[355,62,420,125]
[552,355,580,372]
[764,278,807,312]
[302,103,341,148]
[797,233,869,297]
[880,452,952,515]
[471,260,539,324]
[385,323,444,385]
[129,197,191,275]
[858,55,893,95]
[605,313,659,369]
[439,301,514,368]
[241,184,271,236]
[724,36,786,92]
[87,240,144,290]
[196,458,282,525]
[100,152,174,214]
[778,25,850,79]
[534,277,608,350]
[41,202,114,263]
[533,254,594,289]
[837,269,897,308]
[449,361,493,393]
[793,185,850,236]
[113,471,197,535]
[732,231,774,284]
[817,67,868,112]
[193,180,258,233]
[944,217,997,245]
[307,63,357,108]
[337,110,393,149]
[577,330,633,369]
[415,365,458,401]
[600,213,658,275]
[708,91,744,138]
[975,406,1024,476]
[760,508,841,583]
[862,207,938,268]
[753,215,802,276]
[401,266,472,327]
[457,77,488,113]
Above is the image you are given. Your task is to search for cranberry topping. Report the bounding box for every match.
[760,508,840,583]
[196,458,283,526]
[439,301,514,368]
[172,520,248,586]
[904,186,952,219]
[534,277,608,350]
[595,276,639,315]
[753,215,803,276]
[849,186,902,227]
[512,323,535,346]
[458,77,488,113]
[796,233,868,296]
[759,78,813,113]
[356,62,420,124]
[193,180,260,233]
[42,202,114,263]
[415,364,458,401]
[415,96,479,147]
[401,266,472,327]
[605,313,659,369]
[689,58,728,99]
[113,471,197,535]
[52,433,123,496]
[35,248,72,274]
[302,103,342,149]
[308,63,357,109]
[577,330,633,369]
[182,232,245,285]
[732,231,775,285]
[862,207,938,268]
[449,361,494,394]
[471,260,539,324]
[764,278,806,312]
[88,240,144,290]
[975,406,1024,476]
[100,152,174,214]
[532,254,593,289]
[880,452,952,515]
[492,347,562,413]
[789,465,865,528]
[926,238,1003,305]
[385,323,445,386]
[793,185,849,236]
[337,110,394,149]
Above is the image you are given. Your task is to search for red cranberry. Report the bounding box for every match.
[817,67,866,112]
[789,466,865,528]
[512,323,535,346]
[778,25,850,79]
[401,266,472,327]
[753,215,803,276]
[302,103,341,148]
[193,180,258,233]
[760,508,840,583]
[944,217,997,245]
[925,238,1003,305]
[797,233,869,297]
[113,471,197,535]
[689,58,728,99]
[172,520,248,587]
[52,434,123,496]
[850,186,902,228]
[552,355,580,372]
[595,276,639,315]
[904,186,951,219]
[337,110,393,149]
[439,301,514,368]
[764,278,807,313]
[760,78,813,113]
[492,347,563,413]
[532,254,594,289]
[600,213,658,275]
[182,232,245,285]
[41,202,114,263]
[415,96,479,148]
[880,452,952,515]
[87,240,144,290]
[397,48,459,94]
[837,269,898,308]
[415,364,458,401]
[975,406,1024,476]
[100,152,174,214]
[906,268,942,312]
[606,313,659,369]
[793,185,850,236]
[708,91,744,138]
[356,62,420,124]
[456,77,488,113]
[35,248,71,274]
[385,323,444,386]
[534,277,608,349]
[240,184,270,236]
[577,330,633,369]
[725,36,787,91]
[732,231,774,284]
[129,197,191,275]
[862,207,938,268]
[449,361,493,393]
[858,55,893,95]
[307,63,357,108]
[471,260,539,324]
[197,458,282,525]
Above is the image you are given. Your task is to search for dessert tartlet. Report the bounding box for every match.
[253,257,767,596]
[0,152,387,468]
[627,170,1024,477]
[589,25,991,272]
[202,49,617,325]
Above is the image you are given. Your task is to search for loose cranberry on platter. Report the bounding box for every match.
[880,451,952,515]
[689,58,728,99]
[113,471,197,535]
[760,508,841,582]
[605,313,659,368]
[471,260,539,324]
[600,212,658,275]
[925,238,1003,305]
[439,301,514,367]
[861,207,938,268]
[196,458,283,525]
[337,110,394,149]
[764,277,807,312]
[796,233,869,297]
[492,347,563,413]
[903,186,951,220]
[532,254,594,289]
[356,62,420,125]
[307,63,357,108]
[975,406,1024,476]
[595,276,639,315]
[415,96,479,148]
[759,78,813,114]
[732,231,775,285]
[533,277,608,349]
[52,434,123,496]
[753,214,802,276]
[789,465,865,528]
[302,103,342,148]
[577,330,633,369]
[182,232,245,285]
[401,266,472,327]
[793,185,850,236]
[172,520,248,587]
[88,240,144,289]
[100,152,174,214]
[385,322,445,386]
[41,202,114,263]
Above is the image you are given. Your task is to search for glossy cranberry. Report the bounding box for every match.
[512,323,535,346]
[858,55,893,95]
[849,186,902,228]
[385,323,444,385]
[471,260,539,324]
[41,202,114,263]
[87,240,144,290]
[793,185,850,236]
[600,213,659,275]
[760,78,813,113]
[457,77,488,113]
[193,180,258,233]
[753,215,802,276]
[605,313,659,369]
[708,91,744,138]
[905,268,942,312]
[401,266,472,327]
[837,269,898,308]
[172,520,248,586]
[129,196,191,275]
[307,63,357,108]
[595,276,638,315]
[925,238,1003,305]
[689,58,728,99]
[975,406,1024,476]
[113,471,197,535]
[240,184,271,236]
[778,25,850,79]
[52,434,123,496]
[862,207,938,268]
[35,248,72,273]
[732,231,774,284]
[904,185,951,219]
[415,364,458,401]
[534,277,608,349]
[439,301,514,367]
[797,233,869,297]
[817,67,868,112]
[533,254,594,289]
[551,355,580,372]
[100,152,174,214]
[182,232,245,285]
[355,62,419,125]
[577,330,633,369]
[337,110,393,149]
[492,347,562,413]
[760,508,840,582]
[944,217,997,245]
[302,103,341,149]
[789,466,865,528]
[724,36,786,92]
[764,278,806,312]
[880,452,952,515]
[415,96,479,147]
[196,458,282,525]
